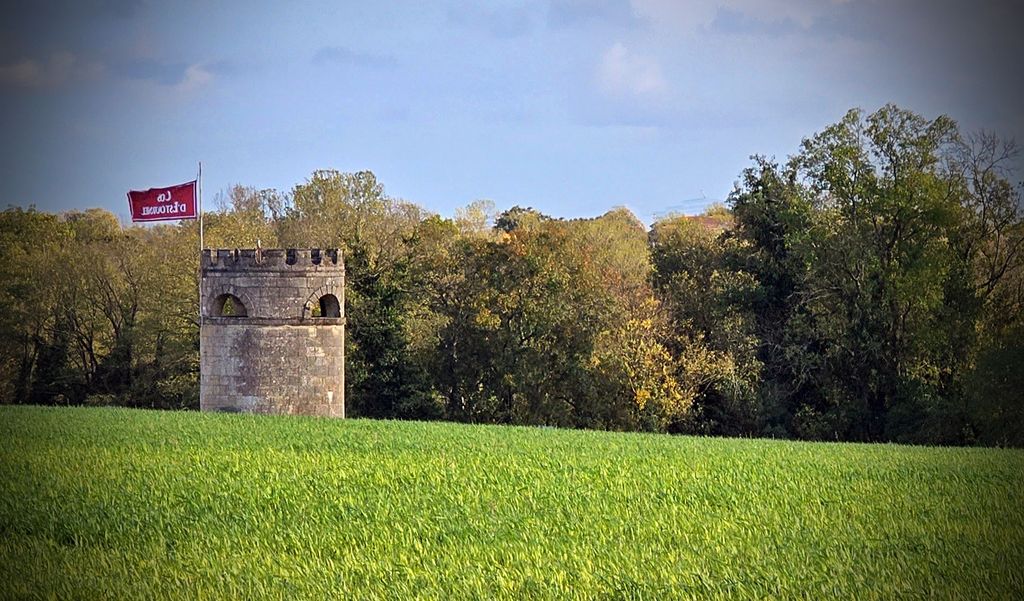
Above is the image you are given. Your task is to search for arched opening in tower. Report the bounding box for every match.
[213,293,247,317]
[317,294,340,318]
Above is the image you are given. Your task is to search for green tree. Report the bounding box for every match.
[280,170,435,419]
[0,208,69,404]
[650,212,761,435]
[726,105,1023,443]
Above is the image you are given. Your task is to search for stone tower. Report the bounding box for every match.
[200,248,345,416]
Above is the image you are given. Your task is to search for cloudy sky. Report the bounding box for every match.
[2,0,1021,224]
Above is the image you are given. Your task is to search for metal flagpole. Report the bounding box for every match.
[198,161,204,259]
[198,162,204,408]
[198,161,204,326]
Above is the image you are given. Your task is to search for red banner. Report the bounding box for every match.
[127,180,197,222]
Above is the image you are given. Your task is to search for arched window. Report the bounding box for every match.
[316,294,340,318]
[213,293,247,317]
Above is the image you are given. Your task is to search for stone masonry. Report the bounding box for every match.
[200,248,345,416]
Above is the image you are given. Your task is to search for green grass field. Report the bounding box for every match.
[1,406,1022,599]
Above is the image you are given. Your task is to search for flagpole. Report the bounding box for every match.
[198,161,204,324]
[198,161,204,258]
[198,161,204,408]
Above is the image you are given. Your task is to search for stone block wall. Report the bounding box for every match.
[200,321,344,416]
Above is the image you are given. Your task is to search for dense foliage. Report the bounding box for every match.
[1,106,1021,445]
[2,406,1022,598]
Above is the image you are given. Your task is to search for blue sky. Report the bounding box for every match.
[2,0,1021,225]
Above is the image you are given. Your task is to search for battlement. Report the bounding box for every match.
[201,248,344,271]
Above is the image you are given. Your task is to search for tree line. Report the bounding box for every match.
[2,105,1022,445]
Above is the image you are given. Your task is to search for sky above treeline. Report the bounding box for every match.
[2,0,1022,225]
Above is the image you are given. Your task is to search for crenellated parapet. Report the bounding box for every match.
[200,248,345,320]
[201,248,344,271]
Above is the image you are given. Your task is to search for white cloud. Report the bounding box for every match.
[125,62,215,101]
[175,64,213,94]
[628,0,717,31]
[0,47,213,100]
[629,0,851,32]
[597,42,667,98]
[0,58,46,87]
[0,52,100,89]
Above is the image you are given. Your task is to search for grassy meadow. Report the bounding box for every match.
[0,406,1022,599]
